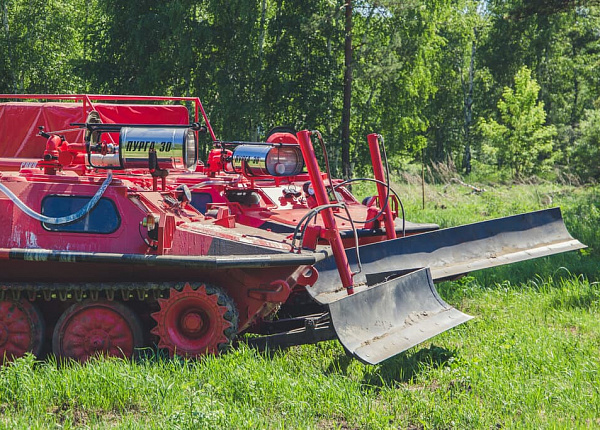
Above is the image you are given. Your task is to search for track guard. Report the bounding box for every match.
[329,268,472,365]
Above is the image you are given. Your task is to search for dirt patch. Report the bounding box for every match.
[48,402,88,427]
[400,380,441,392]
[47,403,141,427]
[316,417,355,429]
[565,326,579,336]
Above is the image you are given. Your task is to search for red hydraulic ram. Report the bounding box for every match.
[367,133,396,240]
[296,130,354,295]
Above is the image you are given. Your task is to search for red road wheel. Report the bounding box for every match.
[52,300,143,362]
[151,283,238,358]
[0,299,44,364]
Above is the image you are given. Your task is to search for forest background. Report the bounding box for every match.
[1,0,600,182]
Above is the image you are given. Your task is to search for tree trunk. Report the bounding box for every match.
[341,0,353,180]
[251,0,268,142]
[462,32,476,175]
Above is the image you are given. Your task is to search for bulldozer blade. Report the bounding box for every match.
[329,267,472,365]
[311,207,585,304]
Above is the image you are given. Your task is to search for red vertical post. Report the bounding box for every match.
[195,97,217,142]
[367,133,396,240]
[297,130,354,295]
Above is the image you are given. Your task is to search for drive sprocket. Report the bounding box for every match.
[150,283,238,358]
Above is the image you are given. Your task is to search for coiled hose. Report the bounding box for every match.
[0,171,113,225]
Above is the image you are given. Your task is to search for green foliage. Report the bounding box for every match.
[571,108,600,181]
[3,0,600,181]
[0,0,91,93]
[478,66,557,177]
[422,0,487,166]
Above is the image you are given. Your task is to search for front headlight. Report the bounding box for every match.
[232,145,304,177]
[266,146,304,176]
[184,129,197,171]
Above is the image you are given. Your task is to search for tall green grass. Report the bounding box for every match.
[391,180,600,282]
[0,182,598,429]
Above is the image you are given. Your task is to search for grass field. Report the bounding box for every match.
[1,180,599,429]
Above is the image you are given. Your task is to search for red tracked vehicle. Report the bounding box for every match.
[0,95,586,365]
[0,96,439,245]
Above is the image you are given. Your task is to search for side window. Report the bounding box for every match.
[41,196,121,234]
[190,192,212,214]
